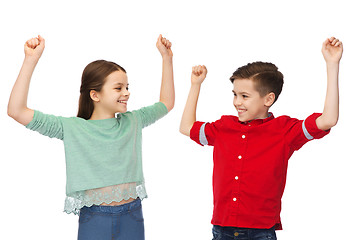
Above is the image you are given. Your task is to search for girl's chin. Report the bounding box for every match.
[117,108,127,113]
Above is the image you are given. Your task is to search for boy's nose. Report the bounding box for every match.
[234,98,242,106]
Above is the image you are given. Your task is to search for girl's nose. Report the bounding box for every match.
[124,89,130,97]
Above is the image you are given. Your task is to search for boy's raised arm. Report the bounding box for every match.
[156,34,175,112]
[316,37,343,131]
[179,65,207,136]
[8,35,45,126]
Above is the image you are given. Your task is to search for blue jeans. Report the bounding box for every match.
[78,199,144,240]
[212,225,277,240]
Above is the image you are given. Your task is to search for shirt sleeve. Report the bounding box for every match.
[25,110,64,140]
[285,113,330,151]
[190,118,222,146]
[132,102,168,128]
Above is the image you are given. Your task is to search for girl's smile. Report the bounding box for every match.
[90,70,130,120]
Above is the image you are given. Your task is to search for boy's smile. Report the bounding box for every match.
[232,79,273,123]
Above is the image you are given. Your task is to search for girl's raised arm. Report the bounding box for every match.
[8,35,45,126]
[156,34,175,112]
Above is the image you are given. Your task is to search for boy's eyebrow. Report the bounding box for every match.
[232,90,250,95]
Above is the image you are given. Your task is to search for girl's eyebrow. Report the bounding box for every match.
[114,83,129,86]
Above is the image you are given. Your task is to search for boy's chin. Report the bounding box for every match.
[237,113,256,123]
[237,116,251,123]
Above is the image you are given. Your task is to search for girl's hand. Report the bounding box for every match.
[191,65,207,85]
[24,35,45,61]
[156,34,173,58]
[322,37,343,64]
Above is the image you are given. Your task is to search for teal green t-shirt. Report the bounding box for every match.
[26,102,168,199]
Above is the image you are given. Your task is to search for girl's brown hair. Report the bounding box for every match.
[77,60,126,119]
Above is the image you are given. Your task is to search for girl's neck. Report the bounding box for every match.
[89,109,116,120]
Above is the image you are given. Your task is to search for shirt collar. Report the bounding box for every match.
[240,112,274,126]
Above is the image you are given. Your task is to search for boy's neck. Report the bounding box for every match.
[241,112,273,124]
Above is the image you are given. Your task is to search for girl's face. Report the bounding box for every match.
[95,70,130,117]
[232,78,272,123]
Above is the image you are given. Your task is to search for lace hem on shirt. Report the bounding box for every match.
[64,182,147,215]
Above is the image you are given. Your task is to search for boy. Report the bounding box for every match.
[179,37,342,240]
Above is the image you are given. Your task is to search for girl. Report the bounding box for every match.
[8,34,174,240]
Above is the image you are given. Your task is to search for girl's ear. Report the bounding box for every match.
[90,90,100,102]
[264,92,275,107]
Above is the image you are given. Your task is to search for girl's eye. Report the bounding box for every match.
[242,95,248,98]
[115,87,129,91]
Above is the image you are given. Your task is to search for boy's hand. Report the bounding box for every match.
[191,65,207,85]
[322,37,343,64]
[156,34,173,58]
[24,35,45,61]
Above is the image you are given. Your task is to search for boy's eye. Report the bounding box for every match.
[242,95,248,98]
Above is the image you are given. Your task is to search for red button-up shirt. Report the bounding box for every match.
[190,113,329,230]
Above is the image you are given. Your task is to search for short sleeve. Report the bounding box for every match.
[285,113,330,151]
[131,102,168,128]
[190,118,221,146]
[25,110,64,140]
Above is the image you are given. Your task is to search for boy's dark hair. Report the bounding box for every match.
[230,61,284,104]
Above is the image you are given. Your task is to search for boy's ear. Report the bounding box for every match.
[264,92,275,107]
[90,90,100,102]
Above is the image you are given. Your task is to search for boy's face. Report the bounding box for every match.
[232,78,273,122]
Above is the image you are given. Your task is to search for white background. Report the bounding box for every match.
[1,0,359,239]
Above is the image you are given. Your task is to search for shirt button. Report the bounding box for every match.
[238,155,242,160]
[242,135,246,139]
[233,197,237,201]
[235,176,239,180]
